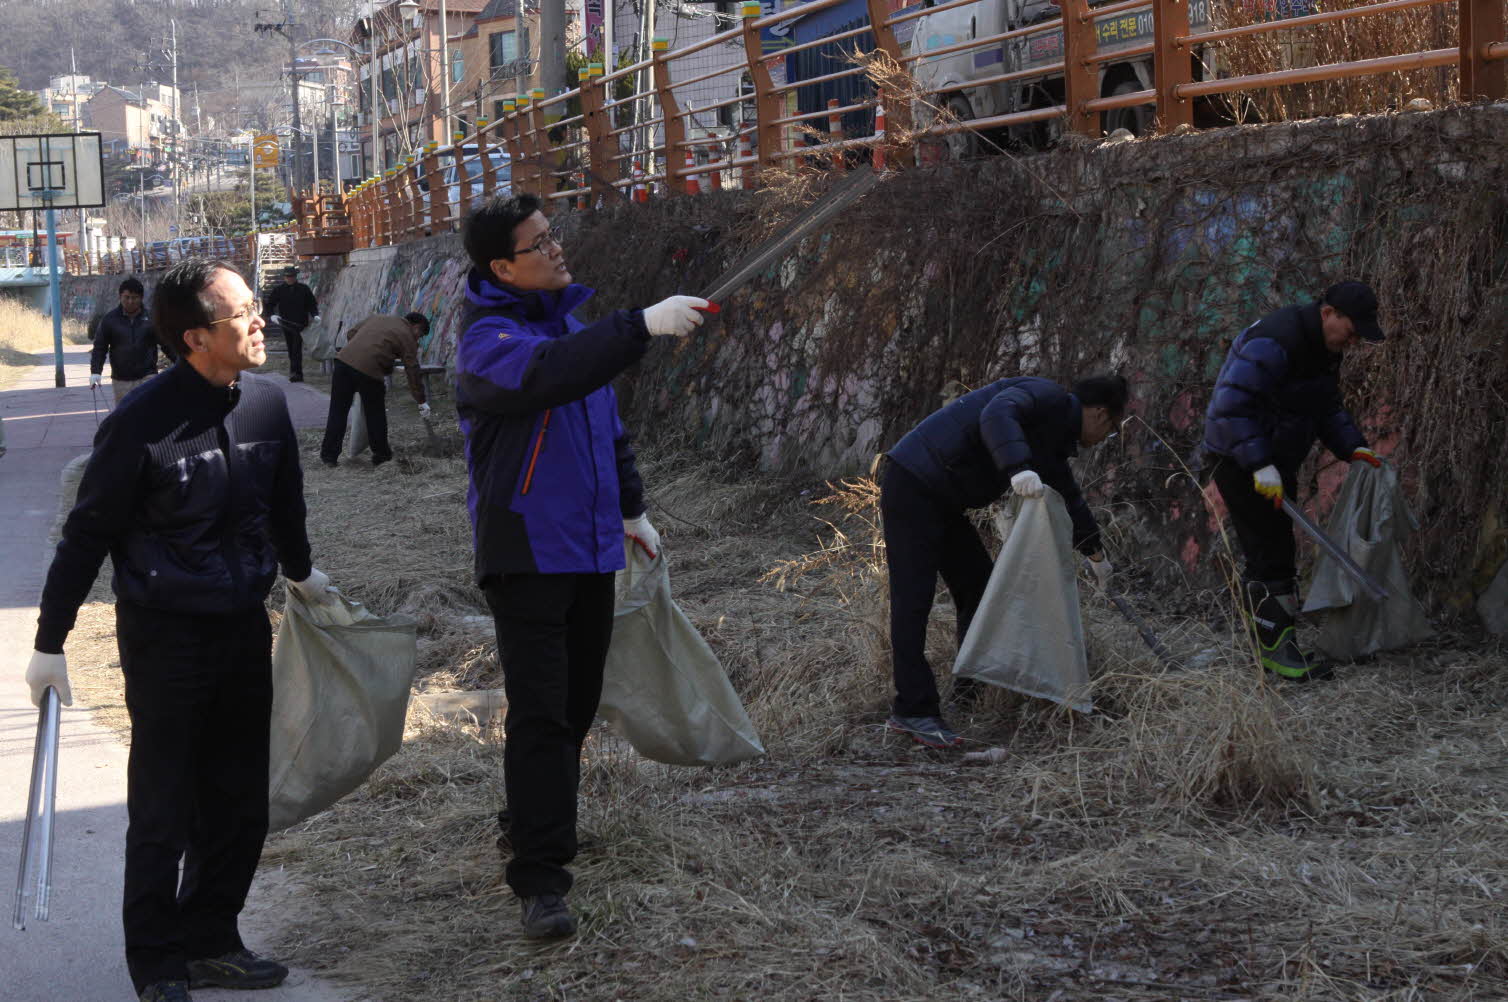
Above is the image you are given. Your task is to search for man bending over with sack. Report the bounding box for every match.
[879,374,1128,749]
[24,259,337,1002]
[455,195,709,939]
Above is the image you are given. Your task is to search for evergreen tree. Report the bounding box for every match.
[0,66,46,122]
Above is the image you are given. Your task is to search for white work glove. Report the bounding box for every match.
[287,567,337,605]
[418,402,432,417]
[89,372,102,388]
[624,514,661,562]
[311,315,322,326]
[1087,554,1112,591]
[1252,464,1284,509]
[25,651,72,708]
[643,296,709,337]
[1010,469,1043,499]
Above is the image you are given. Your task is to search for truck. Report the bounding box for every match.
[910,0,1312,154]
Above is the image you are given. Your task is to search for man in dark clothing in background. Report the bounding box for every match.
[90,277,165,403]
[1203,280,1384,682]
[455,194,708,939]
[23,259,336,1002]
[261,266,319,382]
[881,374,1128,749]
[319,311,431,467]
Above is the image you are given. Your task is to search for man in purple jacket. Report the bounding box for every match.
[455,195,707,938]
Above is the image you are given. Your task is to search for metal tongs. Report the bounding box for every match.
[12,686,61,930]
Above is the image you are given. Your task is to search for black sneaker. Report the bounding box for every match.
[186,949,289,990]
[886,714,965,750]
[288,374,304,383]
[519,894,578,939]
[320,457,338,468]
[139,982,191,1002]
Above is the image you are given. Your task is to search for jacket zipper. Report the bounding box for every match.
[521,409,551,495]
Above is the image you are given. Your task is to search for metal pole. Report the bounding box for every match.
[371,14,382,175]
[331,84,343,192]
[46,201,64,387]
[171,18,182,237]
[1281,498,1390,602]
[12,687,61,930]
[439,0,451,139]
[248,134,259,294]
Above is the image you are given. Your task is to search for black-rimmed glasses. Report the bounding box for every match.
[515,227,562,257]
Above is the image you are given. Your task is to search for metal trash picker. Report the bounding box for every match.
[1083,559,1181,668]
[1280,497,1390,602]
[12,686,62,931]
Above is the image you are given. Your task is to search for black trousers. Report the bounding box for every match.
[320,359,390,464]
[1210,457,1299,588]
[117,602,273,994]
[484,572,615,897]
[879,460,994,718]
[281,320,305,379]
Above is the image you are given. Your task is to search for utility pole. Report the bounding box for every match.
[256,2,305,190]
[539,0,567,100]
[439,0,452,140]
[369,11,381,176]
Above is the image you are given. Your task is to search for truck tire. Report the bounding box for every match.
[1104,80,1152,136]
[942,95,981,160]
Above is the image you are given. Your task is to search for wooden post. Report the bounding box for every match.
[1154,0,1194,132]
[529,87,551,198]
[1061,0,1099,136]
[651,37,687,198]
[584,65,614,206]
[475,116,493,203]
[1461,0,1507,101]
[739,2,784,175]
[425,143,446,234]
[863,0,914,168]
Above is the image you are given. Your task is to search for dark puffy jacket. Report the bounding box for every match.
[264,281,319,328]
[1203,301,1367,472]
[90,306,161,381]
[455,269,648,583]
[35,364,312,654]
[887,376,1102,554]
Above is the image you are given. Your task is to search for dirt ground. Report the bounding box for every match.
[53,344,1508,1002]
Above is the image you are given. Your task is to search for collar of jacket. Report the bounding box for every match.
[1298,301,1325,352]
[170,358,243,413]
[465,267,594,324]
[111,305,149,323]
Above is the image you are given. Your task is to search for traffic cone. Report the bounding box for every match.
[738,129,754,190]
[684,149,700,196]
[873,104,887,171]
[576,172,587,210]
[707,138,723,192]
[632,164,648,203]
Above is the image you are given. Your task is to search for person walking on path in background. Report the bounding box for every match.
[455,194,708,939]
[880,374,1129,750]
[90,277,167,403]
[318,311,430,468]
[262,266,319,382]
[1203,280,1386,682]
[23,259,338,1002]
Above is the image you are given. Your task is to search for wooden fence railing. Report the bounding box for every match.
[333,0,1506,247]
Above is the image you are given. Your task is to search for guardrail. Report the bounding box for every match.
[324,0,1505,248]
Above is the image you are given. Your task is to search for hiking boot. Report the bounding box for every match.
[139,981,192,1002]
[886,714,965,750]
[519,894,578,939]
[1245,581,1332,683]
[186,949,289,990]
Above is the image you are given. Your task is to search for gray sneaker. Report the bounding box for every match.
[886,714,964,750]
[520,894,578,939]
[138,981,191,1002]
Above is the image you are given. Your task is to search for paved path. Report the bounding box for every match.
[0,352,349,1002]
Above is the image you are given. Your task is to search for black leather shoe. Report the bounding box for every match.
[186,949,289,990]
[520,894,578,939]
[138,981,191,1002]
[288,374,304,383]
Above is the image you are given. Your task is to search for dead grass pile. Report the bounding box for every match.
[0,298,87,387]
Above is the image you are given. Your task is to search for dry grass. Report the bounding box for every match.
[0,298,88,389]
[71,437,1501,1000]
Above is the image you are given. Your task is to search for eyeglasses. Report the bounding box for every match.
[515,227,562,257]
[208,299,261,326]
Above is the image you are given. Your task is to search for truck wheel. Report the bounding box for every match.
[943,95,981,160]
[1104,80,1152,136]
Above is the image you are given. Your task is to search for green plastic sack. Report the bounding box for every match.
[952,488,1091,713]
[1302,462,1433,660]
[598,542,765,766]
[268,589,418,830]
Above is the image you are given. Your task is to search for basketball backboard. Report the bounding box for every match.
[0,133,105,212]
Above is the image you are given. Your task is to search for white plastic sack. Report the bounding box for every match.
[346,399,369,458]
[952,488,1091,713]
[268,589,419,831]
[598,542,765,766]
[1302,462,1433,660]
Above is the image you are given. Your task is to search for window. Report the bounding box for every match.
[489,30,518,71]
[451,50,464,84]
[381,67,397,102]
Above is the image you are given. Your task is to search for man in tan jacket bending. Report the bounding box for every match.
[319,311,431,467]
